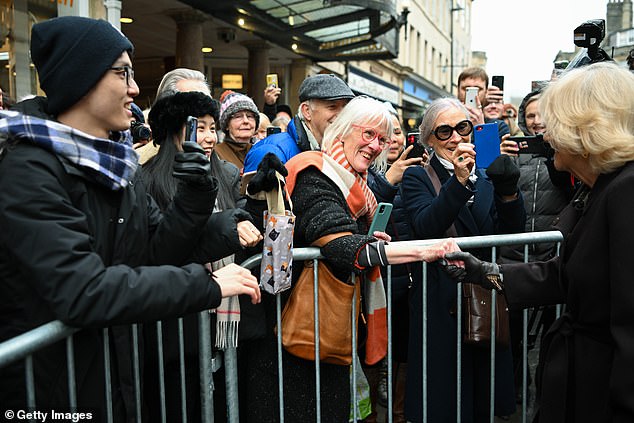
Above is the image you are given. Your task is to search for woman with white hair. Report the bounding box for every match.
[398,97,524,422]
[243,95,455,422]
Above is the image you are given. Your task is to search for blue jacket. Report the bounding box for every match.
[243,116,309,173]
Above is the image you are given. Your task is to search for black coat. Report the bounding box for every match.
[0,141,243,421]
[503,162,634,423]
[398,157,525,422]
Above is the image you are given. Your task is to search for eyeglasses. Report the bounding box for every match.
[351,124,388,148]
[231,111,257,121]
[433,119,473,141]
[110,66,135,87]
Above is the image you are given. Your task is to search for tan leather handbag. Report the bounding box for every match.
[280,232,360,365]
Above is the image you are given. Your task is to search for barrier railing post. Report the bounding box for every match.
[66,335,77,410]
[198,311,214,423]
[422,260,428,423]
[276,294,285,423]
[387,265,393,423]
[313,259,321,422]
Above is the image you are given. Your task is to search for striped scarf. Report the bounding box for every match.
[285,147,387,365]
[0,111,138,191]
[325,139,378,222]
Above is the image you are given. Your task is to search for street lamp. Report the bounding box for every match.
[450,2,463,95]
[397,0,410,40]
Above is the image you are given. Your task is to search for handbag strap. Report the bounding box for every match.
[425,164,458,238]
[311,231,353,248]
[265,171,293,215]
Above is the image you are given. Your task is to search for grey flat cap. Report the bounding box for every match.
[298,74,355,102]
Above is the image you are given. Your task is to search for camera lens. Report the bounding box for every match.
[131,121,151,141]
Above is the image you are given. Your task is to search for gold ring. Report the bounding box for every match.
[458,156,464,162]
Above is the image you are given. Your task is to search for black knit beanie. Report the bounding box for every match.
[30,16,134,115]
[148,91,219,145]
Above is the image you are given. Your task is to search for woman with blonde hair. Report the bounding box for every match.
[446,61,634,422]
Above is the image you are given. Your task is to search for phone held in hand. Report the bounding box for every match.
[266,126,282,136]
[185,116,198,143]
[368,203,393,235]
[406,131,427,159]
[508,134,550,155]
[473,123,500,169]
[465,87,479,109]
[492,75,504,91]
[266,73,279,88]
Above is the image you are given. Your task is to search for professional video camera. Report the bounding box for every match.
[566,19,612,70]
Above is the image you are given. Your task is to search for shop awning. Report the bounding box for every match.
[183,0,407,61]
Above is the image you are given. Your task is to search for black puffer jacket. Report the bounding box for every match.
[0,139,245,421]
[502,91,574,262]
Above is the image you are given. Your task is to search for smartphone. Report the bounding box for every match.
[266,126,281,136]
[185,116,198,143]
[368,203,393,235]
[465,87,479,109]
[508,134,547,155]
[491,75,504,91]
[266,73,279,88]
[406,131,426,159]
[473,123,500,168]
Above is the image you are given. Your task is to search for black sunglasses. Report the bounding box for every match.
[433,119,473,141]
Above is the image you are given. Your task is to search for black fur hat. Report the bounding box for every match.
[148,91,219,145]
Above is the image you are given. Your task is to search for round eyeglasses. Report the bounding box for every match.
[351,124,388,148]
[433,119,473,141]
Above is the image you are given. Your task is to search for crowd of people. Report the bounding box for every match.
[1,14,634,423]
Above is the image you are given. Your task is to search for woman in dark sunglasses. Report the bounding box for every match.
[391,97,525,422]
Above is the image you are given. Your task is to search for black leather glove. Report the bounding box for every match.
[246,152,288,195]
[485,155,520,196]
[173,141,213,188]
[442,251,503,291]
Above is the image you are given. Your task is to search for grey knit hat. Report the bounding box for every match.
[219,91,260,131]
[298,74,355,103]
[30,16,133,115]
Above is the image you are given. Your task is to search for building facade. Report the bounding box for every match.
[0,0,473,126]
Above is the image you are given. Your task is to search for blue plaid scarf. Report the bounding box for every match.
[0,111,138,191]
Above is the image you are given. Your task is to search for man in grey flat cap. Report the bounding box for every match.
[242,73,354,182]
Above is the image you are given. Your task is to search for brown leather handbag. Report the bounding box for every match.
[280,232,360,365]
[462,283,510,348]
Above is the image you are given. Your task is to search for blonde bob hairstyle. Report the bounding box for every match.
[321,96,394,173]
[540,62,634,174]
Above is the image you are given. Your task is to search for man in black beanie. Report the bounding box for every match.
[0,16,260,421]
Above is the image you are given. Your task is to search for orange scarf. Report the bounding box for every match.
[285,147,387,365]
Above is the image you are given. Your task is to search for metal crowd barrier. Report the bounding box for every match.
[0,230,563,423]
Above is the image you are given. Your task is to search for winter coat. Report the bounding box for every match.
[398,156,525,422]
[240,165,375,422]
[0,139,243,421]
[502,162,634,423]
